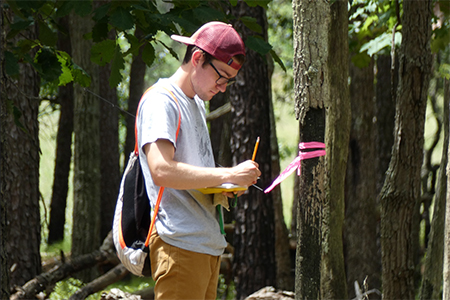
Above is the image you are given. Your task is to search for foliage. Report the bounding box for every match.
[267,0,293,104]
[349,0,450,69]
[3,0,280,90]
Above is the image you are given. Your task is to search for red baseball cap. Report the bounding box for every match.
[171,21,245,70]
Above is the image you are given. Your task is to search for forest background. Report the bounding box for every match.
[1,0,450,300]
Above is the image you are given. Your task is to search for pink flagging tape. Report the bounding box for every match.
[264,142,326,193]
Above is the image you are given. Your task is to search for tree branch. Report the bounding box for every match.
[10,232,118,300]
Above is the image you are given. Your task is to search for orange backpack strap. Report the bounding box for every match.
[133,85,181,248]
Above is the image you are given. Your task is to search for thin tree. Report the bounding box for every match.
[124,28,146,166]
[293,0,350,298]
[70,8,102,282]
[419,76,448,299]
[48,15,74,244]
[345,56,381,297]
[2,7,42,287]
[379,1,433,298]
[99,26,120,242]
[229,2,276,298]
[0,1,10,296]
[444,79,450,300]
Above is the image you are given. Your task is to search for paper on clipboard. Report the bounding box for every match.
[197,183,247,194]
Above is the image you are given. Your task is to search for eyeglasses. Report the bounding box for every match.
[209,62,236,86]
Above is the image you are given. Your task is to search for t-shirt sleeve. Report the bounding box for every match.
[137,89,180,153]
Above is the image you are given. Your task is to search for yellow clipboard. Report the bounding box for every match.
[197,183,247,194]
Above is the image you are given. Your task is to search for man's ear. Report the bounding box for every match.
[191,50,204,67]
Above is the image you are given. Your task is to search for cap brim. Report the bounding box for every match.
[171,35,195,45]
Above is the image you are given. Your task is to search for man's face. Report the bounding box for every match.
[192,54,240,101]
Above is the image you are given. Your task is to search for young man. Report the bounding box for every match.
[137,22,261,299]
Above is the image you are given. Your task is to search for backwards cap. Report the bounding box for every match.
[171,21,245,70]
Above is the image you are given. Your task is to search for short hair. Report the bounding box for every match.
[182,45,245,68]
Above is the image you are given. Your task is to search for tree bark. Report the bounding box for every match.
[345,58,381,298]
[421,78,448,299]
[293,0,328,297]
[70,8,102,282]
[229,3,276,299]
[375,55,397,194]
[293,1,349,299]
[124,28,146,166]
[3,7,41,288]
[99,27,120,242]
[380,1,432,299]
[444,79,450,300]
[0,1,11,296]
[48,15,74,244]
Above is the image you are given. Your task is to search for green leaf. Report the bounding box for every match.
[141,42,155,67]
[192,7,226,23]
[72,62,91,87]
[57,51,74,86]
[38,20,58,47]
[241,16,262,34]
[124,33,140,57]
[74,0,92,17]
[35,48,62,82]
[55,1,76,18]
[91,40,116,66]
[157,40,179,61]
[16,39,36,56]
[17,0,46,10]
[360,31,402,57]
[110,7,134,30]
[10,17,33,31]
[431,27,450,53]
[270,49,286,72]
[245,36,272,56]
[93,2,111,21]
[109,45,125,88]
[243,0,271,9]
[4,51,19,76]
[438,63,450,80]
[92,17,109,42]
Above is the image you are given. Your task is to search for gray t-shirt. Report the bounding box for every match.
[137,78,227,256]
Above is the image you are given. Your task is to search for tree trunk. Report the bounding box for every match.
[48,15,74,244]
[269,93,294,292]
[124,28,146,166]
[70,9,102,282]
[2,7,41,288]
[320,3,349,298]
[344,58,381,298]
[99,31,120,242]
[380,1,432,299]
[375,55,397,194]
[0,1,11,296]
[293,1,349,299]
[444,79,450,300]
[420,78,448,299]
[229,3,276,299]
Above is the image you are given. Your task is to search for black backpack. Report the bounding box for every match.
[112,86,180,277]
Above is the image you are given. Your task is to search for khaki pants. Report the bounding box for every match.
[150,230,221,300]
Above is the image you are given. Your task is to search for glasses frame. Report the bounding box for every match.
[209,62,236,86]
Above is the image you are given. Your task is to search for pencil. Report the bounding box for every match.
[252,137,260,161]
